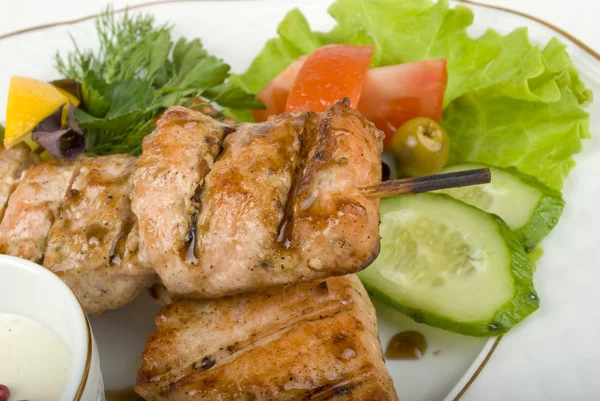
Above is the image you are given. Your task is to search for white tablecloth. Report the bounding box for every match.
[1,1,599,400]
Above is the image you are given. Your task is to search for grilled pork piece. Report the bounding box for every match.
[135,275,398,401]
[44,155,155,314]
[131,106,230,295]
[0,144,39,221]
[0,159,80,262]
[141,101,383,299]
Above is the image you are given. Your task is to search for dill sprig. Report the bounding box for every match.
[54,9,261,156]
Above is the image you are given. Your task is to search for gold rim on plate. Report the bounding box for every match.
[0,1,597,399]
[73,300,93,401]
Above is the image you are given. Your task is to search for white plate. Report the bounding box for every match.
[0,1,598,400]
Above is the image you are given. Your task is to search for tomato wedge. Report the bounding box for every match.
[285,44,373,113]
[357,59,447,145]
[253,56,308,122]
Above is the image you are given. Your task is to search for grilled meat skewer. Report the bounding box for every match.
[0,102,490,313]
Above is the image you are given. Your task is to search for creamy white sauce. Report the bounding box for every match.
[0,313,72,401]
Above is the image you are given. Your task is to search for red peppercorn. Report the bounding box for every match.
[0,384,10,401]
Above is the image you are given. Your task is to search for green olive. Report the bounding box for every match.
[390,117,450,177]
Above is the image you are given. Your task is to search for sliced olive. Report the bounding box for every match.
[390,117,450,177]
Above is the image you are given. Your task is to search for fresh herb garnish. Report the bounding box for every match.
[55,9,261,156]
[0,125,4,144]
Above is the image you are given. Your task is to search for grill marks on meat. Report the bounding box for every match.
[0,144,39,221]
[43,155,154,314]
[135,275,398,401]
[0,159,81,262]
[288,100,383,275]
[131,106,230,295]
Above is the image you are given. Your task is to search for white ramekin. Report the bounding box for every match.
[0,255,104,401]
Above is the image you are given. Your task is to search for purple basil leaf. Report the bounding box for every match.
[32,103,85,160]
[34,104,63,133]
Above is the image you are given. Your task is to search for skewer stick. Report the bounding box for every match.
[359,168,491,199]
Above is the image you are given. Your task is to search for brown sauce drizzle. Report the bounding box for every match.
[105,387,145,401]
[385,331,427,360]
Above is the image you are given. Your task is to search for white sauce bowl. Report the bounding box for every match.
[0,255,104,401]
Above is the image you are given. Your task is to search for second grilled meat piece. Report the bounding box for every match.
[131,106,230,295]
[0,159,80,263]
[44,155,155,314]
[135,275,398,401]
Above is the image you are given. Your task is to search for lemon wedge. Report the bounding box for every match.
[4,76,80,148]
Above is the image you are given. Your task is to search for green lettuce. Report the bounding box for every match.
[230,0,592,190]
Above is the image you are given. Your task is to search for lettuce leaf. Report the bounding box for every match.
[442,86,590,190]
[230,0,592,190]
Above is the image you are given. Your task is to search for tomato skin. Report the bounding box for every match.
[285,44,373,113]
[357,59,447,145]
[253,56,308,122]
[254,53,447,143]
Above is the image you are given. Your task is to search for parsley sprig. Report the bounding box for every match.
[55,9,261,156]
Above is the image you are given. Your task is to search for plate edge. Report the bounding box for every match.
[449,336,502,401]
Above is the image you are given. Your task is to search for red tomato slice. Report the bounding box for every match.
[358,59,447,145]
[253,56,308,122]
[285,44,373,113]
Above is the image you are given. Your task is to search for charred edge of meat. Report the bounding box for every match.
[221,125,237,138]
[191,184,204,206]
[275,112,319,248]
[148,282,162,301]
[180,213,198,264]
[304,379,356,401]
[193,356,216,371]
[277,105,341,248]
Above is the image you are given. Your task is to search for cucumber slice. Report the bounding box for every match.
[437,163,564,252]
[359,193,539,336]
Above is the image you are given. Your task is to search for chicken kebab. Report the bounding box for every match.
[0,101,383,311]
[0,100,488,314]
